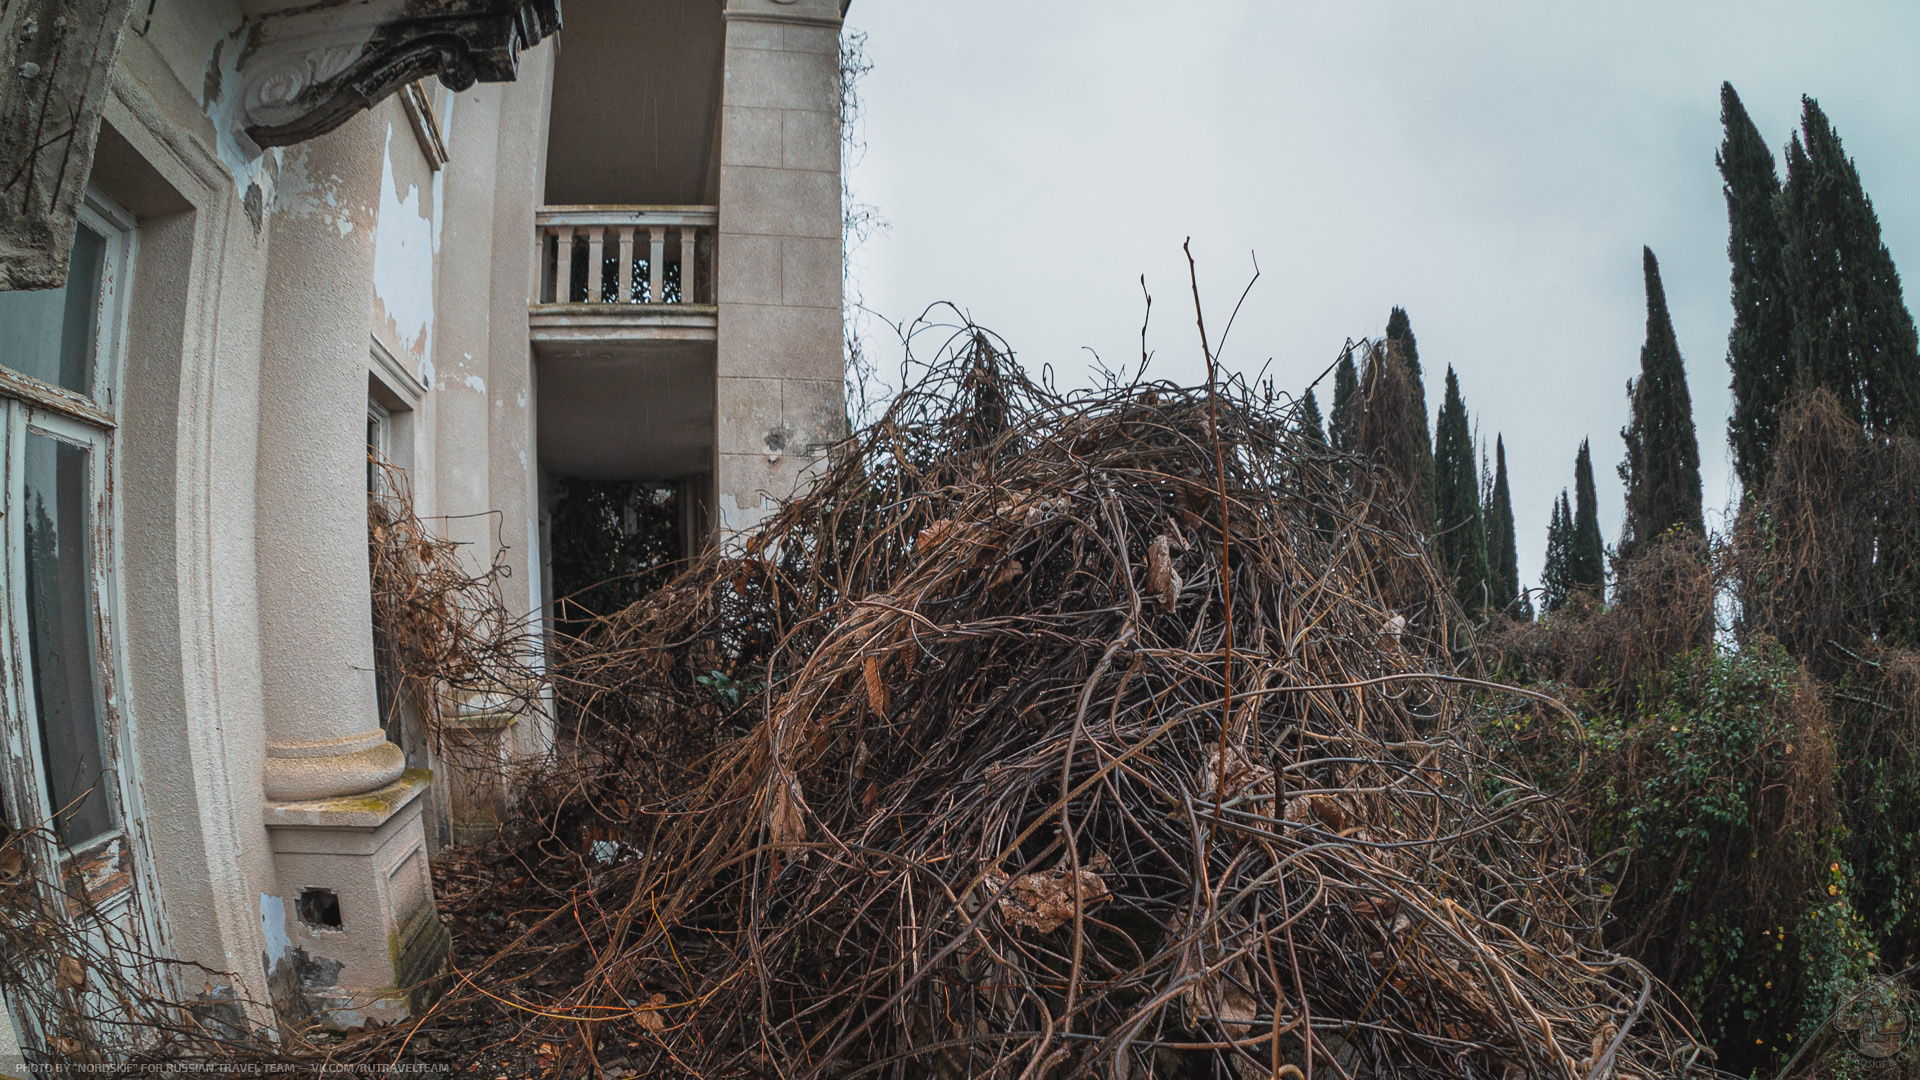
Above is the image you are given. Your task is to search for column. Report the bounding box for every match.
[253,102,441,1030]
[715,0,847,544]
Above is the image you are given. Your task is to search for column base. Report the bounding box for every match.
[263,730,407,802]
[262,770,448,1031]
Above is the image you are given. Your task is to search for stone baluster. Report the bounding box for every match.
[648,225,666,304]
[678,226,697,304]
[586,226,605,303]
[554,225,574,303]
[618,226,636,304]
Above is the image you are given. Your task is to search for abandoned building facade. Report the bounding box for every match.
[0,0,846,1048]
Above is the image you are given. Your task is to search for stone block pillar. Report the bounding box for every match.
[715,0,847,543]
[254,107,443,1029]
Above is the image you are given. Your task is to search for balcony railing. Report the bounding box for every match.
[535,206,716,306]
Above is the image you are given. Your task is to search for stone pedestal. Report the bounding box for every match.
[261,771,448,1030]
[443,703,516,847]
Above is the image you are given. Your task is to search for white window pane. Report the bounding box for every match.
[0,225,105,396]
[23,430,114,846]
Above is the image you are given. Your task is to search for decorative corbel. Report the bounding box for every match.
[0,0,559,291]
[237,0,562,149]
[0,0,138,290]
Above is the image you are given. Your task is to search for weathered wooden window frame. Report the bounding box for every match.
[0,189,171,1039]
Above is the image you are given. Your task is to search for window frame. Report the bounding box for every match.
[0,188,165,946]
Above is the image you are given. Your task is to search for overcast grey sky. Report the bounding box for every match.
[843,1,1920,596]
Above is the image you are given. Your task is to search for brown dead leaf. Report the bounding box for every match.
[916,518,953,550]
[983,853,1111,933]
[634,993,668,1034]
[863,655,890,716]
[0,845,22,881]
[1196,745,1271,801]
[1146,534,1182,607]
[1352,896,1399,922]
[56,953,86,991]
[767,780,806,846]
[987,559,1024,590]
[1308,795,1350,832]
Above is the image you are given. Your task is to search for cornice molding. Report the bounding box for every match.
[723,0,843,29]
[723,11,844,28]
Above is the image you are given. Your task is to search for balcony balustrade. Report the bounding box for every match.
[535,206,716,307]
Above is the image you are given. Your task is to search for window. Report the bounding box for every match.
[0,190,140,892]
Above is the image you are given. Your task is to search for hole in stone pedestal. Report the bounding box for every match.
[297,888,343,930]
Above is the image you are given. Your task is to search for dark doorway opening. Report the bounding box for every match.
[549,479,684,640]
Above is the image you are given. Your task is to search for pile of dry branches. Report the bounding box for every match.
[368,459,544,762]
[347,325,1709,1080]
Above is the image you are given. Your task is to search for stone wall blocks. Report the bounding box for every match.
[780,109,840,172]
[718,375,785,445]
[781,377,849,449]
[782,25,842,55]
[718,233,785,305]
[781,236,843,309]
[718,167,840,239]
[720,106,784,168]
[723,48,838,114]
[724,20,786,52]
[717,304,844,381]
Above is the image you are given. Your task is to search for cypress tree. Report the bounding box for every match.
[1719,82,1796,496]
[1570,440,1606,594]
[1329,347,1360,455]
[1619,247,1705,560]
[1487,435,1521,617]
[1356,341,1432,531]
[1541,491,1574,614]
[1385,307,1437,527]
[1779,96,1920,439]
[1298,388,1327,445]
[1433,366,1491,615]
[1385,306,1425,383]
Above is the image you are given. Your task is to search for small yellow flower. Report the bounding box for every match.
[1829,884,1839,895]
[1831,862,1841,873]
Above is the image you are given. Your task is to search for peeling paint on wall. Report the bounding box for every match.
[372,123,438,383]
[260,892,290,969]
[199,26,283,214]
[270,146,356,236]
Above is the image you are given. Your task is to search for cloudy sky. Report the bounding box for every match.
[842,1,1920,596]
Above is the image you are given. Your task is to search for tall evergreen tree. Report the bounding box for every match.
[1719,82,1796,496]
[1570,440,1606,594]
[1620,247,1706,560]
[1385,306,1425,383]
[1433,366,1491,614]
[1385,307,1437,527]
[1357,341,1433,532]
[1329,347,1360,455]
[1486,435,1521,617]
[1298,388,1326,445]
[1779,96,1920,439]
[1541,491,1574,614]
